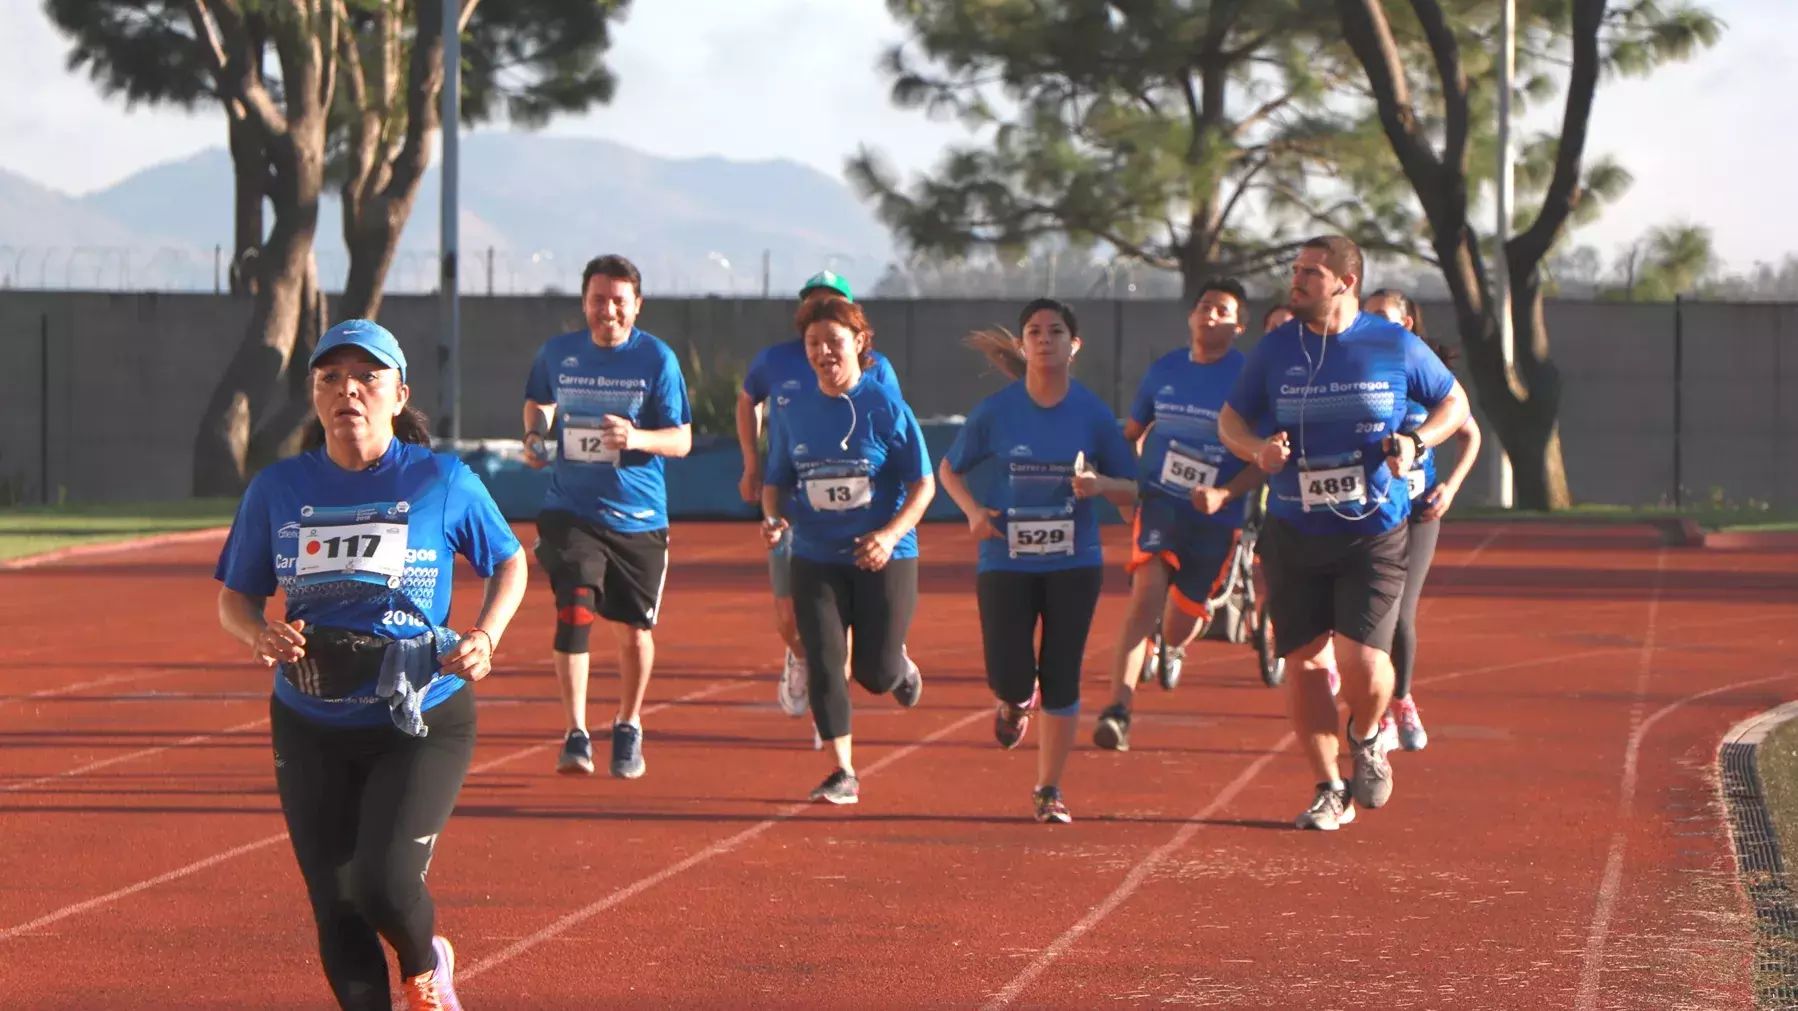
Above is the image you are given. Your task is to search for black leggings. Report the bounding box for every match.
[270,688,477,1010]
[791,556,920,741]
[1391,517,1441,700]
[975,567,1106,712]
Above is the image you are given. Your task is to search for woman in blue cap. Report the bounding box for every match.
[759,296,933,804]
[938,298,1138,823]
[214,318,528,1011]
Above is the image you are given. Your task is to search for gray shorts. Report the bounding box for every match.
[768,525,794,599]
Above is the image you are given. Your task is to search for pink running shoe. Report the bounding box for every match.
[1391,695,1428,751]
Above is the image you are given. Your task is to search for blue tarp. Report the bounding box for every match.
[448,422,1127,526]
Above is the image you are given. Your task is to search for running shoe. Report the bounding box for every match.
[810,768,860,805]
[1294,784,1356,831]
[1033,785,1073,824]
[777,649,810,717]
[1348,720,1393,809]
[1158,644,1185,691]
[610,722,646,779]
[1092,703,1132,752]
[1139,635,1162,689]
[555,729,594,775]
[402,935,463,1011]
[1377,712,1400,755]
[1391,695,1429,751]
[893,653,923,708]
[994,689,1039,750]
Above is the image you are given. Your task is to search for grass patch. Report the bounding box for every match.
[0,498,239,562]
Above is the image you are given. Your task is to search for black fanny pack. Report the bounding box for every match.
[282,627,390,699]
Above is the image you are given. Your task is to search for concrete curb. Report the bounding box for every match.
[1718,701,1798,1006]
[0,527,232,571]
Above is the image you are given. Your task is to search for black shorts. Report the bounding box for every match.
[1258,517,1409,657]
[533,509,670,630]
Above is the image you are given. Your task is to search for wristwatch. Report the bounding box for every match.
[1406,430,1426,456]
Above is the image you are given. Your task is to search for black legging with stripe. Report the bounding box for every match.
[1391,516,1441,699]
[270,688,475,1010]
[975,567,1106,711]
[791,556,920,740]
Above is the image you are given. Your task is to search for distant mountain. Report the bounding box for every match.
[0,166,191,287]
[2,135,897,295]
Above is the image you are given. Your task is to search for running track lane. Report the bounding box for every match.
[0,522,1791,1009]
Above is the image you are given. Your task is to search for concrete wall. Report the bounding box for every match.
[2,291,1792,508]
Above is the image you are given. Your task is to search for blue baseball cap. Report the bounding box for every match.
[799,270,853,302]
[309,319,408,382]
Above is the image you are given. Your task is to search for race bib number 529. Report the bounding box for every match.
[1008,519,1074,556]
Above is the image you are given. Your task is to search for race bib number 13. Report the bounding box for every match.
[1299,465,1367,511]
[805,475,872,512]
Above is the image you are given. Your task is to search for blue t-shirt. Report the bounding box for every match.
[525,329,693,532]
[1400,399,1438,504]
[1129,347,1249,528]
[1225,313,1456,535]
[943,380,1136,573]
[765,376,931,565]
[213,440,522,727]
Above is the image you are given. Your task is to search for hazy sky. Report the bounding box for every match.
[0,0,1780,271]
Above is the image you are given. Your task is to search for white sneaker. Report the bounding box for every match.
[777,650,809,717]
[1376,713,1400,755]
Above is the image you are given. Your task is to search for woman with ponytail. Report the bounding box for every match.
[214,318,527,1009]
[937,299,1137,823]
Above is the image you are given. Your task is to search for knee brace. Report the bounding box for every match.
[554,586,598,653]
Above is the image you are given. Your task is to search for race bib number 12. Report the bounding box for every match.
[562,420,619,465]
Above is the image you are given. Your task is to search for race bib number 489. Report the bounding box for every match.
[1299,465,1367,511]
[1008,519,1075,556]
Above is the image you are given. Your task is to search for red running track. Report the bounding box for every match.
[0,521,1791,1009]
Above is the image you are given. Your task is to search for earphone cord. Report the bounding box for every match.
[1296,304,1391,523]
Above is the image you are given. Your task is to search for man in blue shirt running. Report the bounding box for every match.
[1219,235,1469,832]
[521,254,693,780]
[735,271,914,723]
[1092,277,1266,753]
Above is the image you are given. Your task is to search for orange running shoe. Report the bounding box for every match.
[403,935,464,1011]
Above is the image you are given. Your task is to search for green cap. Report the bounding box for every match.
[799,270,853,302]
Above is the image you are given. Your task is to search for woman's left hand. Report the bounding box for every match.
[1418,480,1458,522]
[854,528,899,571]
[440,629,495,682]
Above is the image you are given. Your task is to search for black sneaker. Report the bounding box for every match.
[556,729,594,775]
[892,654,923,708]
[810,768,860,805]
[1033,785,1072,823]
[1092,704,1132,751]
[610,722,646,780]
